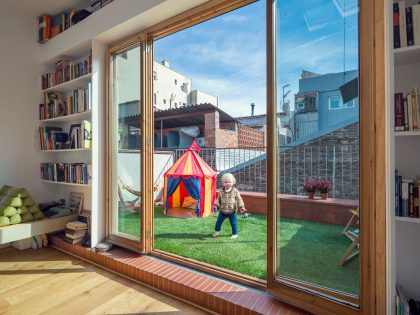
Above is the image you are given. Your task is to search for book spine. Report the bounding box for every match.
[395,170,400,216]
[413,4,420,45]
[406,7,414,46]
[395,93,405,131]
[394,3,401,48]
[399,176,403,216]
[402,181,409,217]
[403,98,409,130]
[399,1,407,47]
[409,182,414,216]
[414,185,419,217]
[412,93,418,131]
[407,93,413,131]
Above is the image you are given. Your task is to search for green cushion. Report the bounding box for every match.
[9,213,21,225]
[2,206,17,217]
[5,187,29,198]
[21,213,34,222]
[23,197,35,207]
[17,205,28,215]
[0,185,11,195]
[32,211,44,221]
[0,196,22,208]
[0,216,10,227]
[28,204,40,214]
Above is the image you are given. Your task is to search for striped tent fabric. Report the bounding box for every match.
[163,140,217,218]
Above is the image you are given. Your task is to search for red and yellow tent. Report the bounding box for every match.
[163,140,217,218]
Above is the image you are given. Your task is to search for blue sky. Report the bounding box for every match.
[154,0,358,117]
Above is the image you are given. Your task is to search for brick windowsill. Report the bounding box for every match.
[50,234,310,315]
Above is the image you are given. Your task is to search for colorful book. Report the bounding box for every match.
[394,3,401,48]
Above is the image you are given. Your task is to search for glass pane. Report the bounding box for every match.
[275,0,359,297]
[110,45,141,239]
[153,1,267,279]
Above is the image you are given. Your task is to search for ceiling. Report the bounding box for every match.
[1,0,88,17]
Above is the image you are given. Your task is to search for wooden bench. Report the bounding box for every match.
[0,215,76,244]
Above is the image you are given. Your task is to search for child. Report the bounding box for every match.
[212,173,246,239]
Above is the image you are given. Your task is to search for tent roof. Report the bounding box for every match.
[165,141,217,179]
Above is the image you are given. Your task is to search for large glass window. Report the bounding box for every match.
[109,44,142,245]
[275,0,360,300]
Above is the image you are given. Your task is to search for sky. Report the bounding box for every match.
[154,0,358,118]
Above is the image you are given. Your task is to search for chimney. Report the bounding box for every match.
[162,60,170,68]
[251,103,255,116]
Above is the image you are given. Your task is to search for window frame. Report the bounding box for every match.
[328,95,342,110]
[106,0,386,313]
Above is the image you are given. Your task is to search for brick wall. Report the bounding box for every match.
[237,125,265,147]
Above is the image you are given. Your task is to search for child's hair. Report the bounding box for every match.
[221,173,236,184]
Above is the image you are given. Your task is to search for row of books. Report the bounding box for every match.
[395,170,420,218]
[41,54,92,90]
[39,85,92,120]
[40,163,91,185]
[38,1,113,43]
[394,91,420,131]
[393,1,420,48]
[396,285,410,315]
[64,221,88,245]
[38,121,92,151]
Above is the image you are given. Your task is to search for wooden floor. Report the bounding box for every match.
[0,247,209,315]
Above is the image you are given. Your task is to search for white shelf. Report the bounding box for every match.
[40,111,91,123]
[42,73,91,93]
[40,180,91,187]
[394,44,420,66]
[40,148,91,153]
[394,131,420,137]
[395,216,420,224]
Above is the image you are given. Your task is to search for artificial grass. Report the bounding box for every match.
[118,206,359,295]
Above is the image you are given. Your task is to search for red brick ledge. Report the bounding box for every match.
[50,234,310,315]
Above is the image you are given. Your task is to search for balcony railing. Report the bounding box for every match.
[174,144,359,200]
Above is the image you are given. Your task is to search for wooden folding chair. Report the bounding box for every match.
[338,208,359,266]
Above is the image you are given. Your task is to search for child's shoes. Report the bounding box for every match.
[212,231,220,238]
[231,234,238,239]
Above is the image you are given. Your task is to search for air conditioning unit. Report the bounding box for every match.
[196,137,205,146]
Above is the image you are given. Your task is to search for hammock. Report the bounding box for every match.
[117,177,160,212]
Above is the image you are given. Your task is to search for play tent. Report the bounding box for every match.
[163,140,217,218]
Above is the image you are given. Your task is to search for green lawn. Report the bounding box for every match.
[119,206,359,295]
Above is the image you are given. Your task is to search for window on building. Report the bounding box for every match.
[163,99,166,104]
[181,83,187,92]
[343,98,356,108]
[153,93,157,105]
[153,71,157,80]
[328,95,341,110]
[174,79,177,85]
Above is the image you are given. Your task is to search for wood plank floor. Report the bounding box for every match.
[0,247,209,315]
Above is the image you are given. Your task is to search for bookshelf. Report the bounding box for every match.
[388,0,420,312]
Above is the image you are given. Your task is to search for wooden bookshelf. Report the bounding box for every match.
[394,44,420,66]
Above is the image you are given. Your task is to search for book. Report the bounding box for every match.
[66,221,88,230]
[394,3,401,48]
[65,231,86,240]
[412,4,420,45]
[63,236,83,244]
[399,1,407,47]
[38,15,51,43]
[406,7,414,46]
[395,93,405,131]
[395,170,400,216]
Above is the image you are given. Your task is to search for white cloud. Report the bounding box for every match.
[220,14,247,23]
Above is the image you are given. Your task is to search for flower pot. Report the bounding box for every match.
[320,192,328,199]
[307,191,315,199]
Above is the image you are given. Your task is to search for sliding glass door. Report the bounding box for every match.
[269,0,361,308]
[108,44,143,249]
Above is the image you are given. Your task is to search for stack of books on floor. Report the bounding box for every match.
[64,221,87,244]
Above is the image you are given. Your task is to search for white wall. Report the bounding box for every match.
[153,61,191,110]
[0,3,48,203]
[189,89,219,106]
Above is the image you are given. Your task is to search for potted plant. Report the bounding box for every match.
[318,180,332,199]
[303,181,318,199]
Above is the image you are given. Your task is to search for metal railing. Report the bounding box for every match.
[174,144,359,200]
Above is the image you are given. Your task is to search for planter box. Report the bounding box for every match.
[241,192,359,226]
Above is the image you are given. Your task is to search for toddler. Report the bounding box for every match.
[212,173,246,239]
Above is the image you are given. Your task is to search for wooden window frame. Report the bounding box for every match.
[266,0,386,314]
[106,0,386,313]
